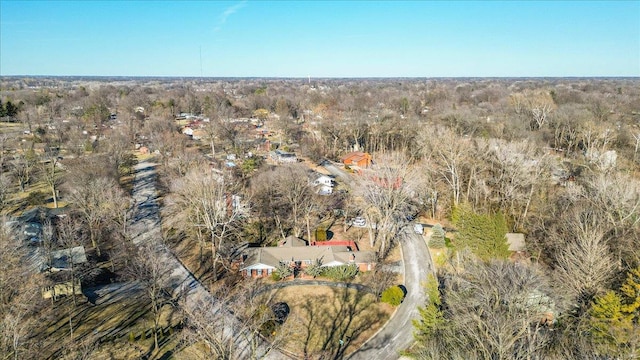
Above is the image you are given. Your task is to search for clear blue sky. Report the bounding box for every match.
[1,1,638,77]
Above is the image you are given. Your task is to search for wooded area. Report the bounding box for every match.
[1,76,639,359]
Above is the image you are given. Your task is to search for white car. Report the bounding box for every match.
[352,217,366,227]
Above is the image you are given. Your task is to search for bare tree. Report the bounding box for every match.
[56,216,86,308]
[39,146,61,208]
[485,138,549,230]
[414,158,445,219]
[11,144,37,192]
[414,258,556,360]
[0,174,11,215]
[127,241,172,353]
[169,165,241,280]
[64,173,126,257]
[250,164,315,240]
[180,282,292,360]
[422,127,472,207]
[553,208,616,301]
[0,219,43,360]
[275,165,316,239]
[357,152,416,256]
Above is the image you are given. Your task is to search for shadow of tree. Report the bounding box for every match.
[294,286,386,359]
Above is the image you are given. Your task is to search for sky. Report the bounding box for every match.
[1,1,638,77]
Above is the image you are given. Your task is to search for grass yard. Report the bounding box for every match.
[36,283,185,360]
[260,285,393,358]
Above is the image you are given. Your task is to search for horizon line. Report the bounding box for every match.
[2,75,639,80]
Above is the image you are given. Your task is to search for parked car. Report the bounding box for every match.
[413,223,424,234]
[352,217,366,227]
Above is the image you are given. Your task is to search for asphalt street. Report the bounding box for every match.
[129,160,284,359]
[348,231,433,360]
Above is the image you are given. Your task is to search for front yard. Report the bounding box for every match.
[259,285,394,358]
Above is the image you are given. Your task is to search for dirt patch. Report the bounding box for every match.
[261,285,393,357]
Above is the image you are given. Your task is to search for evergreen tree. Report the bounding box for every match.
[413,275,444,343]
[621,266,640,315]
[428,224,446,248]
[452,203,509,261]
[4,100,18,118]
[588,267,640,357]
[589,290,634,353]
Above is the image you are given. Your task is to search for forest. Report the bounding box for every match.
[1,76,639,359]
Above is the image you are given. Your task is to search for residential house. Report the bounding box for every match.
[49,246,88,272]
[342,152,372,169]
[240,236,376,278]
[311,174,336,195]
[271,149,297,163]
[313,174,335,187]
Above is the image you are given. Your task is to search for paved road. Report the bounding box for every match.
[319,159,435,359]
[320,160,354,186]
[348,230,434,360]
[129,160,284,359]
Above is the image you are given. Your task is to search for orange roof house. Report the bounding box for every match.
[342,152,372,169]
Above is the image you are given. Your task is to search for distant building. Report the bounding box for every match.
[271,149,297,163]
[342,152,372,169]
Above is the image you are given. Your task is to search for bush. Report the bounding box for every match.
[381,285,405,306]
[315,227,327,242]
[304,260,324,278]
[274,263,292,281]
[429,224,446,249]
[323,264,358,281]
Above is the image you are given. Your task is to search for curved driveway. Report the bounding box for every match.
[321,160,434,359]
[347,231,433,359]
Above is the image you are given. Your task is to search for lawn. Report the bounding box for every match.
[260,285,393,358]
[35,283,185,360]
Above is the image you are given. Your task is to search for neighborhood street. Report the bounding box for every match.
[129,158,432,359]
[348,230,433,360]
[129,159,284,359]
